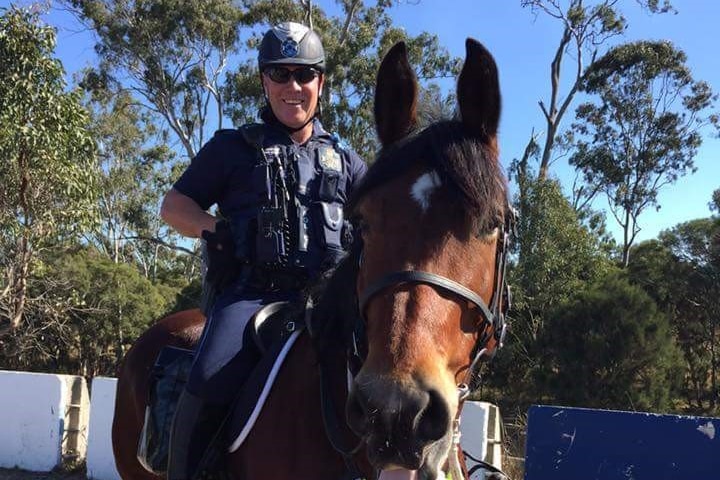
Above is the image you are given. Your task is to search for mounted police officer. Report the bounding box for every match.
[160,22,366,480]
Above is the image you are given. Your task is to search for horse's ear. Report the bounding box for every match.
[457,38,501,140]
[374,41,418,147]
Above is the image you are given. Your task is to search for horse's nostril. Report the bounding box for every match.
[416,388,450,442]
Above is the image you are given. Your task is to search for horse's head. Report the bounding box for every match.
[345,40,510,478]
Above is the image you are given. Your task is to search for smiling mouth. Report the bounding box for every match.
[283,99,304,106]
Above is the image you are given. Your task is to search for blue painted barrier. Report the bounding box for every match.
[524,405,719,480]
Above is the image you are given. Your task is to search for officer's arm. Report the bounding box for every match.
[348,151,368,193]
[160,188,217,238]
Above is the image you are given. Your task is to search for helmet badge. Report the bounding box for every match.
[281,38,299,58]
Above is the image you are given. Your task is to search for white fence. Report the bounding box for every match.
[0,371,119,479]
[0,369,500,479]
[460,401,503,478]
[85,377,121,480]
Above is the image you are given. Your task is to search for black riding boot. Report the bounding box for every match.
[166,390,228,480]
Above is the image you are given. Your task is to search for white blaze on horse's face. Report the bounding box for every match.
[410,170,442,213]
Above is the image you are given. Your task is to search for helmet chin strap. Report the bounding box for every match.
[283,115,315,134]
[262,94,319,135]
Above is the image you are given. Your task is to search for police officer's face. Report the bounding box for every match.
[262,65,324,131]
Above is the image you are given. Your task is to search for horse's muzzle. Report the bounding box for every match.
[346,374,452,470]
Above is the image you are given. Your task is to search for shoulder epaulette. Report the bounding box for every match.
[239,123,266,150]
[324,133,345,151]
[213,128,238,137]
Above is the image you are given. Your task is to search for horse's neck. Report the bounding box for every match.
[228,332,367,479]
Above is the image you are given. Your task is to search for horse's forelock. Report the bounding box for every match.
[349,120,507,235]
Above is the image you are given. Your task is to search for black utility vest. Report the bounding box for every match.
[233,123,351,276]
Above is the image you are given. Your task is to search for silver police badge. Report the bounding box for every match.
[281,38,299,58]
[318,146,342,172]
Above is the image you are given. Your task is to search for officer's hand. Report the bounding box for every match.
[201,220,239,290]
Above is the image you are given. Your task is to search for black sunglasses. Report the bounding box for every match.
[263,66,320,85]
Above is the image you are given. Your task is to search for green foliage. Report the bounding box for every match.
[513,178,610,311]
[0,6,98,336]
[571,40,720,265]
[0,247,173,376]
[627,212,720,414]
[711,188,720,213]
[51,249,173,374]
[486,177,610,406]
[0,6,98,240]
[651,217,720,412]
[68,0,244,158]
[626,240,677,306]
[539,271,683,410]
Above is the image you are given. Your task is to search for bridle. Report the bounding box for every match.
[330,205,515,479]
[356,204,516,374]
[318,131,517,479]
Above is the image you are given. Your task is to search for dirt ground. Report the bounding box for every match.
[0,468,85,480]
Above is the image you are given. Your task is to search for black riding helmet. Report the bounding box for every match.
[258,22,326,130]
[258,22,326,72]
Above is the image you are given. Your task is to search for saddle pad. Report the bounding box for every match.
[226,327,302,452]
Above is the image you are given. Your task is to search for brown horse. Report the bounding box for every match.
[112,38,510,480]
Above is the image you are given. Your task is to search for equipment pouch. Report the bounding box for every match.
[318,170,340,201]
[296,154,314,196]
[312,202,344,249]
[251,162,271,203]
[229,213,256,262]
[255,206,287,265]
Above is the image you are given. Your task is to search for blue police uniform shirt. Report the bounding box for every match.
[173,118,366,274]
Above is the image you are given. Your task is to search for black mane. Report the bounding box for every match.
[305,242,362,357]
[348,120,507,235]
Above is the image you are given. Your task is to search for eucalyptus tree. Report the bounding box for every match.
[660,217,720,412]
[511,0,675,284]
[82,89,173,263]
[80,87,200,284]
[569,40,719,266]
[66,0,244,159]
[515,0,674,184]
[0,6,98,338]
[515,0,673,179]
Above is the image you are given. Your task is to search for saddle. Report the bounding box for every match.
[137,302,302,476]
[226,301,304,452]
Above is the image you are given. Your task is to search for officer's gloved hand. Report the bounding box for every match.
[201,220,239,290]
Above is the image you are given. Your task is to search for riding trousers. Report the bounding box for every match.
[186,280,301,404]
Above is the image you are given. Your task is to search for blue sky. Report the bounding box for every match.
[384,0,720,243]
[4,0,719,244]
